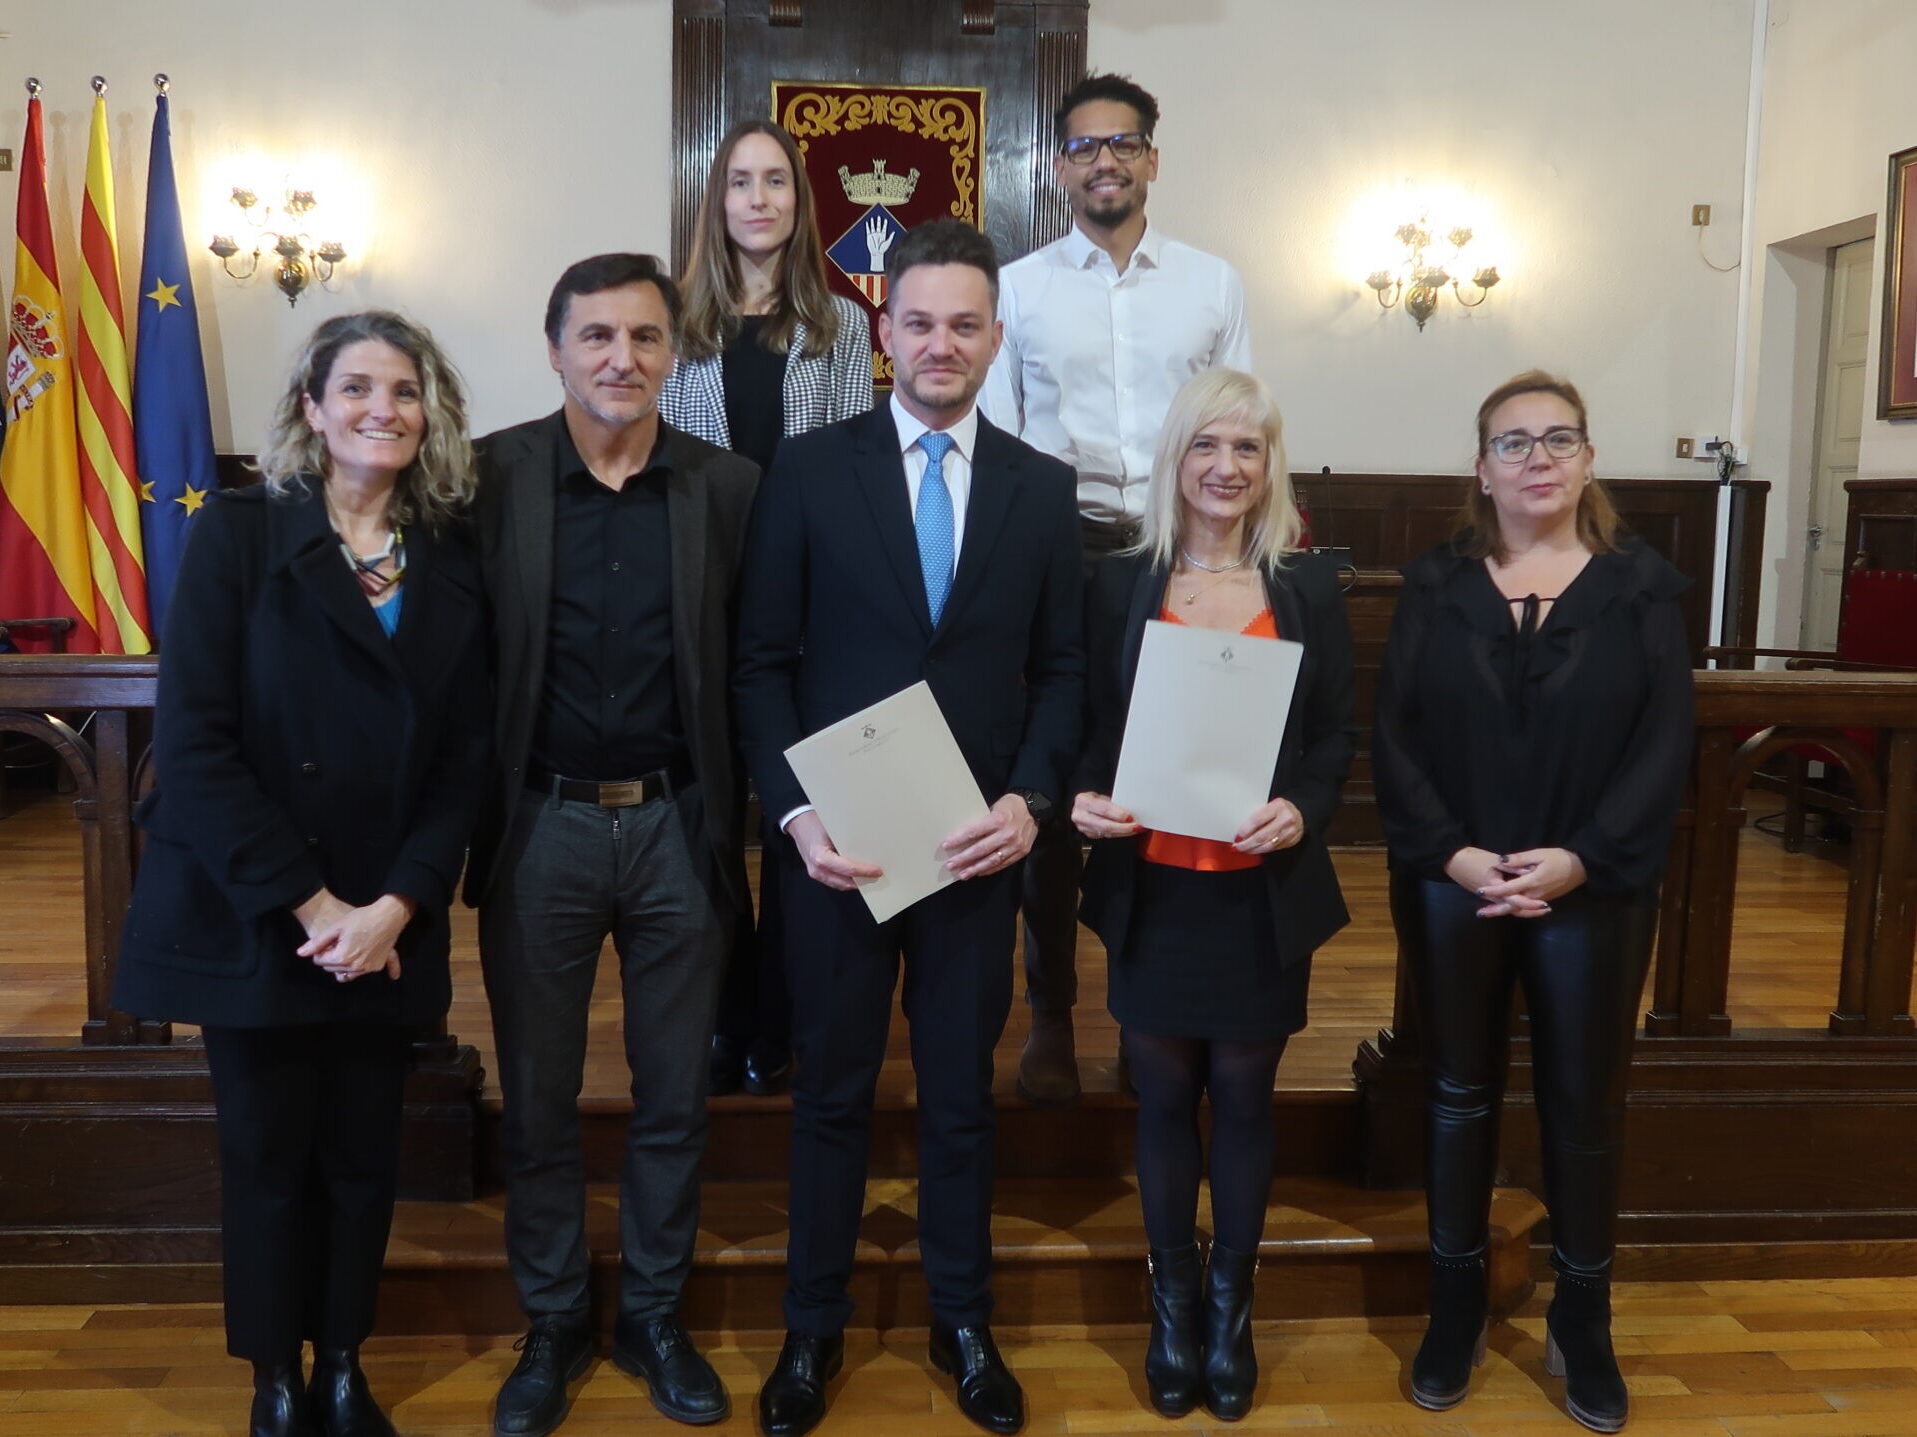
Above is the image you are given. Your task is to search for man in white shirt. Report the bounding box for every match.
[980,72,1253,1106]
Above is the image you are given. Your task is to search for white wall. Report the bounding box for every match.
[1740,0,1917,645]
[7,0,1756,482]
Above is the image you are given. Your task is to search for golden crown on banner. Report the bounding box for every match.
[839,160,920,207]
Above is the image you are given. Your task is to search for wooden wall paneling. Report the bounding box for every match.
[672,0,728,274]
[1843,477,1917,573]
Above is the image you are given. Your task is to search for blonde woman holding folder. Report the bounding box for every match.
[1071,367,1355,1422]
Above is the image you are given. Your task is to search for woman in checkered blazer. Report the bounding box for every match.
[663,118,875,1103]
[662,118,874,471]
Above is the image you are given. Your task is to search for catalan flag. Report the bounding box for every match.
[76,82,152,654]
[0,85,98,653]
[133,80,216,636]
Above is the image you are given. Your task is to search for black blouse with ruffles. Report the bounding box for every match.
[1370,537,1695,898]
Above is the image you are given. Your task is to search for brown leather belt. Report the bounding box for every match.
[527,763,691,807]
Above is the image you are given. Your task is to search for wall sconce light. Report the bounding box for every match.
[209,186,348,306]
[1365,215,1500,331]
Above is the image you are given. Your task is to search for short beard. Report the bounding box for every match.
[1078,185,1141,231]
[562,373,655,429]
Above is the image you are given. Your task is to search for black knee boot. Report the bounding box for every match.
[1409,1248,1488,1410]
[1144,1244,1203,1416]
[1200,1241,1258,1421]
[250,1357,312,1437]
[307,1348,396,1437]
[1543,1268,1628,1433]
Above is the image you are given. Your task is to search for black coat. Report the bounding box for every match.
[1075,550,1356,970]
[463,411,761,913]
[112,482,489,1028]
[732,404,1085,822]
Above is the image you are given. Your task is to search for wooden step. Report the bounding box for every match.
[2,1178,1545,1335]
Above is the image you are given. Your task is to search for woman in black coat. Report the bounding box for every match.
[1072,368,1355,1422]
[1372,371,1693,1434]
[113,311,488,1437]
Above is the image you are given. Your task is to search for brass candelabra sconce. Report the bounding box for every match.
[1366,216,1500,331]
[209,186,348,306]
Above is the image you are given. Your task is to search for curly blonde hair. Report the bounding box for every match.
[257,310,475,529]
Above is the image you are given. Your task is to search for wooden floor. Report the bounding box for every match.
[0,788,1855,1092]
[10,1278,1917,1435]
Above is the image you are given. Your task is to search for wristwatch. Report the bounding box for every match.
[1009,788,1055,825]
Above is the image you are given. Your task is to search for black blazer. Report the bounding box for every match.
[112,482,489,1029]
[733,404,1085,825]
[465,410,760,912]
[1075,550,1356,970]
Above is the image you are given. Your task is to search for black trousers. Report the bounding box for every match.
[777,843,1018,1335]
[202,1022,413,1361]
[714,817,793,1047]
[1402,877,1656,1275]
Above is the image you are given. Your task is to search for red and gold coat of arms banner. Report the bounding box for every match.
[772,81,987,388]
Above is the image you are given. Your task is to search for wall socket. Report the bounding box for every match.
[0,151,12,173]
[1675,437,1696,459]
[1692,203,1711,226]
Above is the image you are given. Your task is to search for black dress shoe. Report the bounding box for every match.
[250,1358,313,1437]
[758,1330,843,1437]
[709,1034,744,1097]
[307,1349,395,1437]
[743,1039,792,1096]
[611,1313,729,1425]
[928,1324,1025,1435]
[493,1315,595,1437]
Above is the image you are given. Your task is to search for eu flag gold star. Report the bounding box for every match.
[147,279,182,312]
[139,481,155,502]
[177,484,207,515]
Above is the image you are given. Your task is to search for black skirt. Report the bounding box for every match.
[1105,860,1310,1042]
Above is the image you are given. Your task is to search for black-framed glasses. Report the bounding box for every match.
[1486,427,1588,464]
[1059,131,1151,166]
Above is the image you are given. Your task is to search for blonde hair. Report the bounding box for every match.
[257,310,475,529]
[1135,368,1303,572]
[678,119,840,364]
[1458,368,1622,563]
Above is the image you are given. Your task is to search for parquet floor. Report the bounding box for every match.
[0,789,1854,1091]
[9,1279,1917,1434]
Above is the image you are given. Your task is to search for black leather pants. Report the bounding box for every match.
[1401,876,1656,1275]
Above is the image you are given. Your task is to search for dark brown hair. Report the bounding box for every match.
[544,253,681,346]
[1055,73,1160,146]
[884,218,999,306]
[1456,369,1623,562]
[678,119,840,364]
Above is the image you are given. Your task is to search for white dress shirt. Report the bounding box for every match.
[979,222,1252,526]
[779,396,981,834]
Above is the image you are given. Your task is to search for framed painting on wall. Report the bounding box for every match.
[1881,143,1917,420]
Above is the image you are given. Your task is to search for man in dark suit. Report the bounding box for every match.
[734,219,1085,1437]
[467,254,758,1436]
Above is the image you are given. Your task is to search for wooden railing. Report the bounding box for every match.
[0,655,161,1045]
[1651,669,1917,1038]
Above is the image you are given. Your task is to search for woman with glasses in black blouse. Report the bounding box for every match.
[1372,370,1693,1434]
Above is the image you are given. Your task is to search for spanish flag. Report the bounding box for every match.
[0,85,98,653]
[76,83,152,653]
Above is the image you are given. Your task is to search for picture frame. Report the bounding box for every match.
[1879,143,1917,420]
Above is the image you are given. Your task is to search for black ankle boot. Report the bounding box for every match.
[1144,1244,1203,1417]
[307,1347,396,1437]
[250,1357,312,1437]
[1409,1249,1488,1410]
[1200,1241,1258,1421]
[1543,1269,1628,1433]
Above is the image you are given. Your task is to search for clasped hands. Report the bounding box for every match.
[788,793,1038,892]
[293,888,417,982]
[1444,846,1586,918]
[1070,792,1305,853]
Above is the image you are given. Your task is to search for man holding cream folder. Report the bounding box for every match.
[733,218,1084,1437]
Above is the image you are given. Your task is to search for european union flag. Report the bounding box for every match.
[133,85,217,637]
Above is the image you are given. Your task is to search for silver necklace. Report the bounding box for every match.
[1179,546,1246,574]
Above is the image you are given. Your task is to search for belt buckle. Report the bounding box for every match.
[597,779,646,807]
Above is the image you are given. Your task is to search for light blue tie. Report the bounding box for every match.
[915,430,957,624]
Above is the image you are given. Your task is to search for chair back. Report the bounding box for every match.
[1837,570,1917,668]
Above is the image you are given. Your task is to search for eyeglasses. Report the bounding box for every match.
[1059,131,1152,166]
[1485,428,1588,464]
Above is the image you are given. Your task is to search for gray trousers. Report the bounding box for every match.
[479,787,725,1322]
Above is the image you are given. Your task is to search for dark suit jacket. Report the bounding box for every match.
[465,410,760,912]
[112,482,490,1028]
[1076,550,1356,969]
[733,404,1084,834]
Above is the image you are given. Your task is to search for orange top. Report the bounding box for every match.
[1139,604,1280,872]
